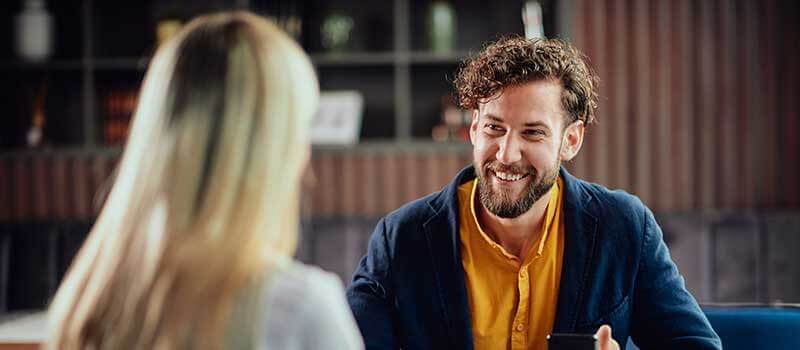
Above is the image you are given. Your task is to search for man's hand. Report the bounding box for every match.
[595,325,620,350]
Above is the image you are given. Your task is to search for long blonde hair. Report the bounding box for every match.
[47,12,319,349]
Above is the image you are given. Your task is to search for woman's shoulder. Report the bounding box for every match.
[265,260,344,305]
[260,260,363,350]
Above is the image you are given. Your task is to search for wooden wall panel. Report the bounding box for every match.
[567,0,800,211]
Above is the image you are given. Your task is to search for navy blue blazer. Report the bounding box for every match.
[347,166,721,350]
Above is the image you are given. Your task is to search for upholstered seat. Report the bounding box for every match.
[627,304,800,350]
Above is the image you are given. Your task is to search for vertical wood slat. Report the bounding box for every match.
[402,153,419,205]
[31,155,50,219]
[318,153,336,216]
[0,159,11,222]
[591,0,609,186]
[654,0,671,210]
[52,155,71,220]
[762,0,779,208]
[362,153,380,216]
[781,1,800,208]
[309,155,325,216]
[11,158,31,221]
[610,0,630,192]
[580,0,597,184]
[707,0,722,208]
[341,154,358,216]
[381,153,401,216]
[719,0,737,208]
[633,0,652,205]
[71,155,91,221]
[738,0,754,209]
[569,0,587,178]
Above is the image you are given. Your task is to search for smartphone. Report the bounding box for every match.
[546,333,599,350]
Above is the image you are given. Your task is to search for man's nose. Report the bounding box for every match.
[496,134,522,165]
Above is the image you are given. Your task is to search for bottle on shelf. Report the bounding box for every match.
[14,0,54,62]
[26,84,48,148]
[427,0,456,53]
[522,1,545,39]
[321,13,354,52]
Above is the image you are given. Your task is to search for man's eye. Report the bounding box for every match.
[486,124,503,132]
[524,130,545,136]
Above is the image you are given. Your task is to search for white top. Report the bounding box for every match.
[228,259,365,350]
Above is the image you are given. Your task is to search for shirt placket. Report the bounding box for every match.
[510,263,531,350]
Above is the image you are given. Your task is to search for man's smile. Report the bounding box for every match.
[491,169,530,182]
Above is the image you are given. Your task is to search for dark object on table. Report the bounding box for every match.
[547,333,598,350]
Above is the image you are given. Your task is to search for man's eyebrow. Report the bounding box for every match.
[485,114,503,123]
[523,121,551,131]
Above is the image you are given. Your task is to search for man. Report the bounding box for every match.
[346,37,721,350]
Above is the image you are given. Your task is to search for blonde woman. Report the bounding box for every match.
[47,12,363,350]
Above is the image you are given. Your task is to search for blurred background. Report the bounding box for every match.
[0,0,798,314]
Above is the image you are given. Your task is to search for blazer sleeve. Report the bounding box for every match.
[346,218,399,350]
[629,207,722,350]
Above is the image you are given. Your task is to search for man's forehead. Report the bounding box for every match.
[476,104,565,129]
[477,80,563,108]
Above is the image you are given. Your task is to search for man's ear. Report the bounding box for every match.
[469,110,479,145]
[560,120,585,161]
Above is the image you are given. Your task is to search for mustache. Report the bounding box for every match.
[483,161,534,175]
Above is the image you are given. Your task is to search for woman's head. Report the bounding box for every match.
[137,11,318,249]
[49,12,318,349]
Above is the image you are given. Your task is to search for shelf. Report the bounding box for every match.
[407,51,471,65]
[311,52,396,67]
[93,57,149,71]
[309,50,471,67]
[0,58,152,71]
[0,60,85,72]
[105,53,457,69]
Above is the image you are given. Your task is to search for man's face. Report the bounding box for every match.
[469,80,579,218]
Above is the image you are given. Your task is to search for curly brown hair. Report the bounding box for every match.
[454,36,598,126]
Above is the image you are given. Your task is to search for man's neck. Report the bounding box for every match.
[476,190,553,262]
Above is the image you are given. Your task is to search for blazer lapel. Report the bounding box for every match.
[553,167,599,333]
[423,166,475,350]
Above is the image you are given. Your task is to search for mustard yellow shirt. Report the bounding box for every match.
[458,177,565,350]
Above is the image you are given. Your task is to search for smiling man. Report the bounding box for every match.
[346,37,721,350]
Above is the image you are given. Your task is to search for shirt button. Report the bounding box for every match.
[520,270,527,279]
[516,324,525,332]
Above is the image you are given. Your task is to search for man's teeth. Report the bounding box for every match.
[494,171,524,181]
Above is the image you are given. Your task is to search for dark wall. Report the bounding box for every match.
[565,0,800,211]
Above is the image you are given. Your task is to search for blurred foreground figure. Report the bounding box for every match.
[47,12,363,350]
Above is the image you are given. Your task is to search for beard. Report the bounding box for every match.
[475,157,560,219]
